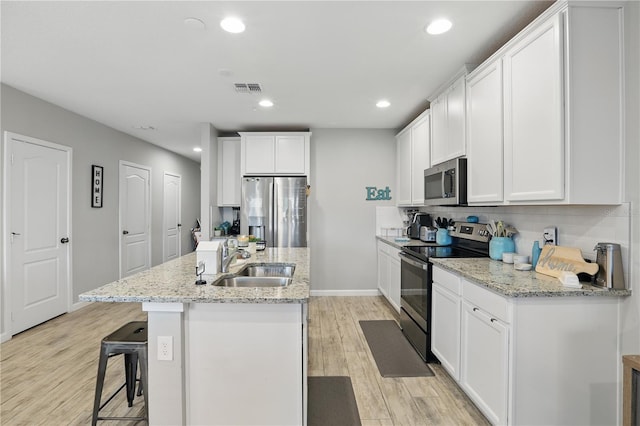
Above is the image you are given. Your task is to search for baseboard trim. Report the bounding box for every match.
[71,301,91,312]
[310,289,381,297]
[1,332,10,343]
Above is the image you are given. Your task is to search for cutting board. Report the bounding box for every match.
[535,245,599,278]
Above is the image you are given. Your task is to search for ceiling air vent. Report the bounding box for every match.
[234,83,262,93]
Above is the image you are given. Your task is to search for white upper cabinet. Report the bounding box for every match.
[240,132,310,176]
[396,128,412,206]
[466,58,504,204]
[503,13,564,202]
[217,137,241,206]
[396,110,430,207]
[464,1,624,205]
[430,73,467,166]
[411,115,430,204]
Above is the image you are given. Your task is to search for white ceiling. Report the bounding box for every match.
[1,1,552,162]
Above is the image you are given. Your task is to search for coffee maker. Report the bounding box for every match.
[407,212,431,239]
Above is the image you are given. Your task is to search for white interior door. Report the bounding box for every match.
[7,133,71,335]
[119,162,151,278]
[163,172,181,262]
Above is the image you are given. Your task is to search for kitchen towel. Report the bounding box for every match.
[359,320,434,378]
[307,376,361,426]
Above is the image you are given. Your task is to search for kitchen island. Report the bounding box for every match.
[80,248,310,426]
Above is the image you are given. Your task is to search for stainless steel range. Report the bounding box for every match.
[399,222,490,361]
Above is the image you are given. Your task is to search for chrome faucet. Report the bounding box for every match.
[221,238,239,273]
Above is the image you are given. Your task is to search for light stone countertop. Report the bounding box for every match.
[79,248,309,304]
[431,257,632,298]
[377,236,631,298]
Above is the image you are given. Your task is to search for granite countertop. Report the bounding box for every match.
[79,248,310,304]
[431,257,632,298]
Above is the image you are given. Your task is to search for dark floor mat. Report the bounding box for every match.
[359,320,434,378]
[308,376,361,426]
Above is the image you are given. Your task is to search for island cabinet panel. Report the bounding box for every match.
[186,303,306,426]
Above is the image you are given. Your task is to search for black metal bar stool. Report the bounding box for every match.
[92,321,149,425]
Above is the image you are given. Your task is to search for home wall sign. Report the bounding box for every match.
[92,165,103,208]
[366,186,392,201]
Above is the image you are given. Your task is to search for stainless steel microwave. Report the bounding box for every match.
[424,158,467,206]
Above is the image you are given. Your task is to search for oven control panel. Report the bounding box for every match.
[449,222,490,243]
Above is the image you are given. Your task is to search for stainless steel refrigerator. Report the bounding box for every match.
[240,176,307,247]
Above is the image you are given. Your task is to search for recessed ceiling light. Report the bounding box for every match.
[193,147,202,153]
[259,99,274,107]
[426,19,452,35]
[376,100,391,108]
[184,17,206,30]
[220,17,245,33]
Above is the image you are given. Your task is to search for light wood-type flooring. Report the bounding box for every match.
[1,296,488,425]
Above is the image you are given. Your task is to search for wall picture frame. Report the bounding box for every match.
[92,165,103,208]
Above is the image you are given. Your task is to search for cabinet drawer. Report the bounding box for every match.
[462,279,511,323]
[433,266,461,295]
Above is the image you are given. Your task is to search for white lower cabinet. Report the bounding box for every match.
[431,265,621,425]
[460,299,509,425]
[376,240,400,313]
[431,268,462,380]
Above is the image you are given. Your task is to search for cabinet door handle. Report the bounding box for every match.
[123,230,129,235]
[490,318,497,323]
[60,237,70,244]
[473,307,479,312]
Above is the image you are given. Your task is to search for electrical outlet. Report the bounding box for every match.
[157,336,173,361]
[543,227,558,246]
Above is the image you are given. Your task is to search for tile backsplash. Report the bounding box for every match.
[375,203,632,287]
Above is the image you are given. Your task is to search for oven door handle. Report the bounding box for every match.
[398,252,429,270]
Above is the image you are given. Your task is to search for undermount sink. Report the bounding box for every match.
[212,263,296,287]
[213,276,292,288]
[235,263,296,278]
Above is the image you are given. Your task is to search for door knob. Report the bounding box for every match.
[122,230,129,235]
[60,237,69,244]
[177,223,182,227]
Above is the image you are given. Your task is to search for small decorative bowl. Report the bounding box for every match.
[514,263,533,271]
[502,252,515,263]
[513,254,529,264]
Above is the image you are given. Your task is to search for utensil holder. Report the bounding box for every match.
[436,228,452,246]
[490,237,515,260]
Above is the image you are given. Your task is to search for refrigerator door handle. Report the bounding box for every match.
[270,179,276,247]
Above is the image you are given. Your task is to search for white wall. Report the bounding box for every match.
[309,128,396,293]
[1,84,201,337]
